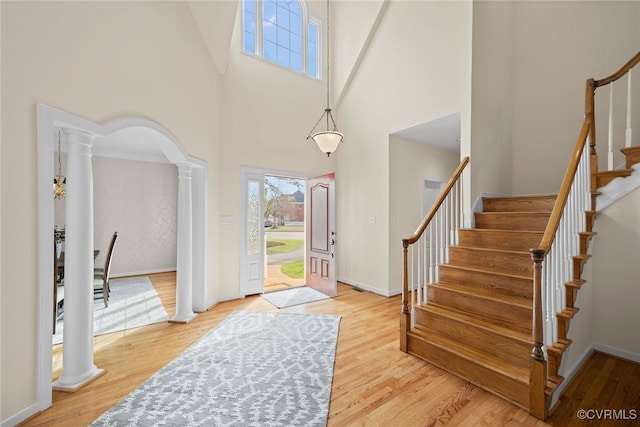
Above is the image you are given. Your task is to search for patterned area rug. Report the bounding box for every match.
[91,310,341,427]
[53,276,169,346]
[261,286,331,308]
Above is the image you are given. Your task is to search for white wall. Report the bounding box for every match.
[591,188,640,358]
[470,0,515,201]
[335,0,472,295]
[388,136,459,294]
[93,157,178,276]
[1,2,219,422]
[510,1,640,195]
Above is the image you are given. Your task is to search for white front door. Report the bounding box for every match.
[305,173,337,297]
[240,172,264,296]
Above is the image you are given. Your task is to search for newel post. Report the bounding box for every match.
[586,78,598,195]
[529,248,548,419]
[400,240,410,352]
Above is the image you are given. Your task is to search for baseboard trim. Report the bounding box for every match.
[2,401,40,427]
[111,268,176,279]
[593,343,640,363]
[337,278,399,297]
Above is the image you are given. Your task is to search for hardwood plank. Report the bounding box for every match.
[19,273,639,426]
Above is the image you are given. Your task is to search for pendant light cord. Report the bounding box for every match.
[326,0,331,110]
[57,130,62,176]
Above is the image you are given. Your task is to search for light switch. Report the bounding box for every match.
[369,216,376,224]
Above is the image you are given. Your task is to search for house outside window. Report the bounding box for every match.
[243,0,320,79]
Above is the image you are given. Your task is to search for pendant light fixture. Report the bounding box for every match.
[53,130,66,199]
[307,0,343,157]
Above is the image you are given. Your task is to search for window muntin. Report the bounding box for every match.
[243,0,320,79]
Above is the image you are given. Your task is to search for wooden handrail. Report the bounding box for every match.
[400,155,469,353]
[532,119,591,254]
[594,51,640,88]
[402,156,469,247]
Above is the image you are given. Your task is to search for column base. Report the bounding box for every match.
[169,312,198,324]
[52,366,105,392]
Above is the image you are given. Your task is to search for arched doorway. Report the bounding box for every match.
[35,104,208,409]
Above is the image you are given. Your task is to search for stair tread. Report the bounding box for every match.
[409,327,529,383]
[454,245,531,255]
[461,228,544,235]
[430,281,532,308]
[416,302,531,343]
[594,168,633,176]
[439,263,532,281]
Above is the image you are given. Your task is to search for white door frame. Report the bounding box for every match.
[239,168,310,295]
[35,104,208,412]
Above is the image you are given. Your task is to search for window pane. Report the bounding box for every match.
[264,0,277,24]
[277,46,290,67]
[264,22,276,43]
[244,11,255,34]
[277,5,289,28]
[291,52,303,72]
[264,41,277,61]
[291,33,302,54]
[247,181,260,255]
[308,22,318,77]
[244,0,255,14]
[308,23,317,41]
[308,59,317,78]
[277,26,289,49]
[244,31,256,53]
[290,13,302,35]
[289,1,300,16]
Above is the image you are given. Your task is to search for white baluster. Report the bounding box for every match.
[608,83,614,170]
[626,70,632,148]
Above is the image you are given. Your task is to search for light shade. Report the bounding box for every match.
[311,131,343,156]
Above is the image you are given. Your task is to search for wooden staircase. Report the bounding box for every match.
[404,146,640,415]
[406,194,555,410]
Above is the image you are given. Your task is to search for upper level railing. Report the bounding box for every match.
[400,157,469,352]
[528,51,640,419]
[588,51,640,172]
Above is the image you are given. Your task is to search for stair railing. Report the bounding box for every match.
[400,156,469,352]
[529,51,640,419]
[589,51,640,172]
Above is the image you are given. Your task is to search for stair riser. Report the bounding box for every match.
[458,230,543,252]
[428,286,532,333]
[439,265,533,299]
[449,247,533,276]
[482,196,556,213]
[407,334,529,409]
[475,213,550,231]
[414,309,531,369]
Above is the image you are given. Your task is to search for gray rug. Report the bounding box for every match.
[262,286,331,309]
[53,276,169,346]
[91,310,341,427]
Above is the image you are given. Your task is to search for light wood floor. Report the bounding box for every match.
[20,272,639,426]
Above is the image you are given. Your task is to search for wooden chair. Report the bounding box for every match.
[94,231,118,307]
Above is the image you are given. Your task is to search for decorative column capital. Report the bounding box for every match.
[177,163,193,178]
[61,128,96,157]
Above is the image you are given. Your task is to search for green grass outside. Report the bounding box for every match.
[266,239,303,255]
[267,226,304,232]
[281,260,304,279]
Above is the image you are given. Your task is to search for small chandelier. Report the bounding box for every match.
[53,130,66,199]
[307,0,343,157]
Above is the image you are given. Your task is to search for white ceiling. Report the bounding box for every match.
[392,112,461,153]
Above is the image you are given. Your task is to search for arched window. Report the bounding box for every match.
[243,0,320,79]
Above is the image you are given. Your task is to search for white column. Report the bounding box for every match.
[171,163,197,323]
[53,129,104,391]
